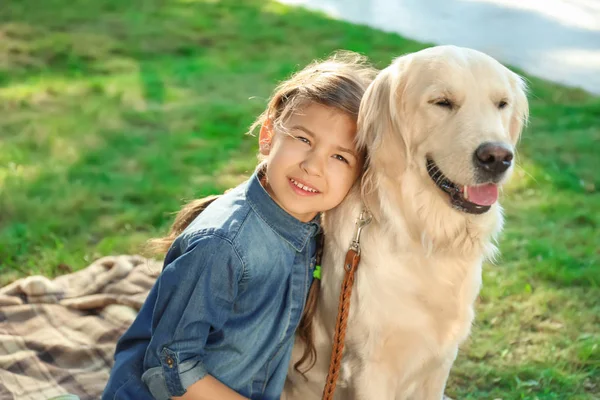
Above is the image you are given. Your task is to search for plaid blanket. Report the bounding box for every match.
[0,255,161,400]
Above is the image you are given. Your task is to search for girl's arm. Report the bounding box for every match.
[141,234,245,399]
[174,374,249,400]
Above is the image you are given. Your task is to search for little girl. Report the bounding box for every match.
[103,52,376,400]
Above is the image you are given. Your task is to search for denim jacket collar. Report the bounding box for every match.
[246,166,321,252]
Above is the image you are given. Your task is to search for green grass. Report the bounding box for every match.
[0,0,598,398]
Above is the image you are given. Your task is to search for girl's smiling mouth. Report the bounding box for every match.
[289,178,320,195]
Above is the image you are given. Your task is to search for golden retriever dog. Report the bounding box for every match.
[283,45,529,399]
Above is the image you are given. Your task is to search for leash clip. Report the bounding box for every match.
[349,208,372,255]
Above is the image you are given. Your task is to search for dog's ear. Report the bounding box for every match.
[358,58,409,201]
[509,72,529,143]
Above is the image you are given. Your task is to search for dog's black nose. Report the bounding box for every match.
[474,142,513,175]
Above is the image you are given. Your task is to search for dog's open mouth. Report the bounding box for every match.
[426,158,498,215]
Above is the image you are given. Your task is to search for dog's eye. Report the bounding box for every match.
[433,98,454,109]
[498,100,508,109]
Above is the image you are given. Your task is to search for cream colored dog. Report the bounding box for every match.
[283,45,529,400]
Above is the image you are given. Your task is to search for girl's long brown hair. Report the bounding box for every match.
[148,51,376,375]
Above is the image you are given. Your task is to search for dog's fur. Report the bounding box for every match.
[283,46,529,399]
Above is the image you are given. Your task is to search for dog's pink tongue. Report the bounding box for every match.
[466,184,498,206]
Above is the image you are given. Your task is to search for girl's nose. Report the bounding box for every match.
[300,152,324,176]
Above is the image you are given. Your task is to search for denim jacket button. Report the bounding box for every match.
[166,356,174,368]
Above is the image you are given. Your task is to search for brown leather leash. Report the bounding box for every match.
[322,209,372,400]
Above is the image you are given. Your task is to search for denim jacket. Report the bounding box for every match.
[103,168,321,400]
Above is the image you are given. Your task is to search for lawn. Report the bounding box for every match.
[0,0,598,398]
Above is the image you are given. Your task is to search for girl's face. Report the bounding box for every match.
[259,103,363,222]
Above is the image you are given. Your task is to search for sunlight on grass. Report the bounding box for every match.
[0,74,139,105]
[178,0,220,3]
[261,1,295,15]
[0,162,41,189]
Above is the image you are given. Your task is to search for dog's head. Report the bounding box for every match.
[358,45,529,217]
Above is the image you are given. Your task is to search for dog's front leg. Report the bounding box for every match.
[408,351,456,400]
[350,360,397,400]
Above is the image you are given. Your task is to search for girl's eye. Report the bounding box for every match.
[295,136,311,145]
[333,154,349,164]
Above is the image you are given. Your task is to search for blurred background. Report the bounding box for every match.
[0,0,598,398]
[281,0,600,94]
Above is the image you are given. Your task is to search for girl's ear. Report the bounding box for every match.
[259,119,274,156]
